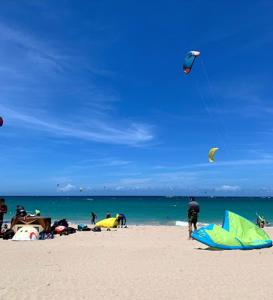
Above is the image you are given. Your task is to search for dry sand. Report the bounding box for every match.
[1,226,273,300]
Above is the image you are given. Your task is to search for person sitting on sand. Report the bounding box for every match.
[0,198,8,233]
[105,212,111,219]
[91,212,97,224]
[16,205,27,217]
[187,196,200,239]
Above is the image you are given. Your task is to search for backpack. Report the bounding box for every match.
[51,219,69,231]
[39,231,54,240]
[60,227,76,236]
[59,219,69,227]
[3,229,15,240]
[77,224,87,231]
[82,227,91,231]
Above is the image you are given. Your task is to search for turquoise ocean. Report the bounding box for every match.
[2,196,273,225]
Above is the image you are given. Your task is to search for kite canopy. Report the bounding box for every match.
[96,217,118,228]
[208,147,219,163]
[192,211,272,250]
[0,117,3,127]
[183,51,200,74]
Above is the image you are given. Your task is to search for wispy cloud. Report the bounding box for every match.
[0,22,154,146]
[201,158,273,168]
[102,159,131,166]
[0,22,65,74]
[60,157,133,174]
[206,79,273,120]
[109,177,153,191]
[147,158,273,173]
[2,105,153,145]
[216,185,241,192]
[153,170,197,183]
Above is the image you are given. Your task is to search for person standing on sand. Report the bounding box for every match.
[117,213,127,227]
[0,198,8,232]
[91,212,97,224]
[188,196,200,239]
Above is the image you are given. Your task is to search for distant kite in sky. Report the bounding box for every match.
[208,147,219,163]
[183,51,200,74]
[0,117,3,127]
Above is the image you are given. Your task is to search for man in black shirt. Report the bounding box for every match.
[188,196,200,239]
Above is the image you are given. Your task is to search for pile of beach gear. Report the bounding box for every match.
[0,218,77,241]
[192,211,272,250]
[51,219,76,236]
[1,213,125,241]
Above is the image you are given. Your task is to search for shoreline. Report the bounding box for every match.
[3,220,273,227]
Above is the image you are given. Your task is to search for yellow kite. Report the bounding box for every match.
[208,147,219,163]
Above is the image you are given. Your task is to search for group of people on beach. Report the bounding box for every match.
[2,196,195,236]
[1,196,268,239]
[91,211,127,227]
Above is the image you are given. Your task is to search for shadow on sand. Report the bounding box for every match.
[195,247,224,251]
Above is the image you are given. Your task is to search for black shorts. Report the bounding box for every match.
[188,214,198,224]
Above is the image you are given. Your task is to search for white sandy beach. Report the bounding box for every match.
[1,226,273,300]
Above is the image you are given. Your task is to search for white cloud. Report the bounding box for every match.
[58,183,76,192]
[216,185,241,192]
[103,159,131,166]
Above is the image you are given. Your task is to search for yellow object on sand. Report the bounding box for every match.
[208,147,219,163]
[96,217,118,228]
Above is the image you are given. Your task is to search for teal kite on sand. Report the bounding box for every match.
[192,211,272,250]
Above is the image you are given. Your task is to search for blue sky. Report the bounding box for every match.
[1,0,273,195]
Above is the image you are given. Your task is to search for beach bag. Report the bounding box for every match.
[55,225,66,234]
[52,219,69,230]
[58,219,68,227]
[82,227,91,231]
[39,231,54,240]
[39,231,46,240]
[3,229,15,240]
[77,224,90,231]
[77,224,88,231]
[66,227,76,234]
[60,227,76,236]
